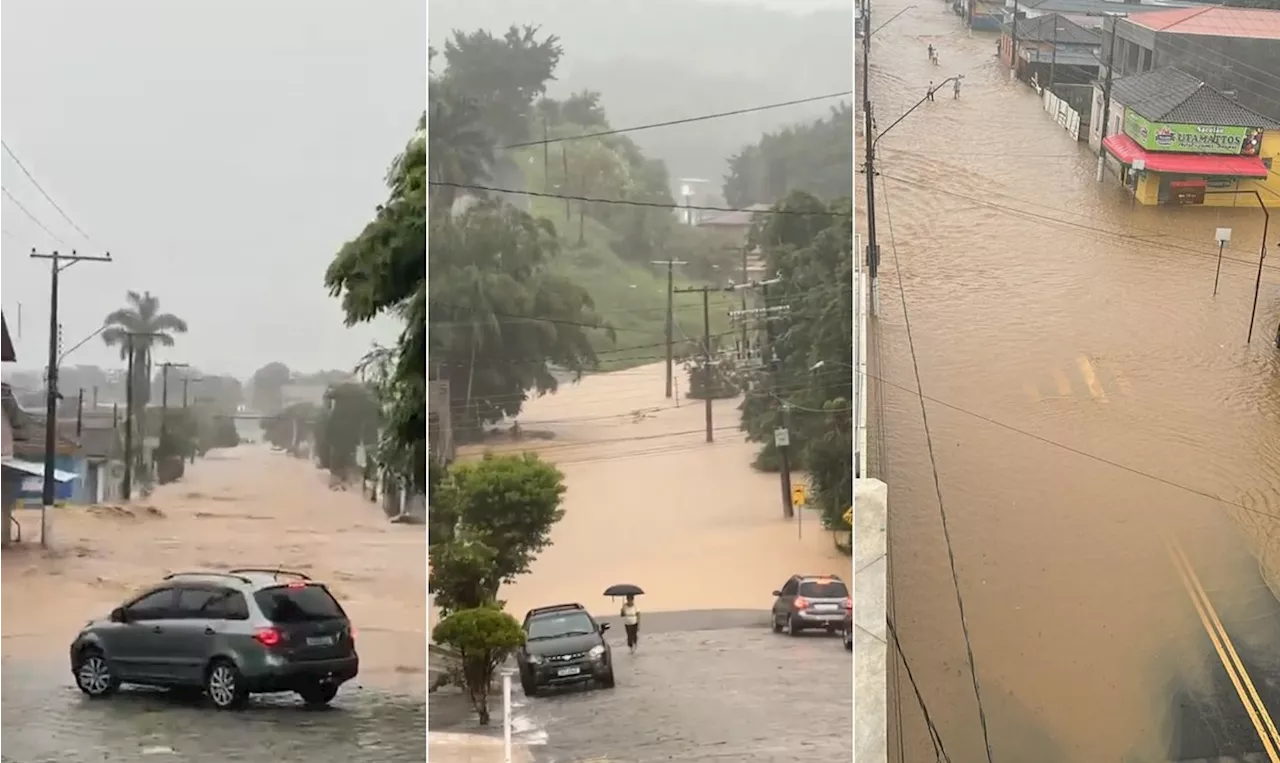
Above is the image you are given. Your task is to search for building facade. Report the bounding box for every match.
[1092,68,1279,206]
[1103,7,1280,122]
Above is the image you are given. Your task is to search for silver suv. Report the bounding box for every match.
[69,569,358,709]
[770,574,851,636]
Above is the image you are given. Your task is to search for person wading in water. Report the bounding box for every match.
[621,595,641,653]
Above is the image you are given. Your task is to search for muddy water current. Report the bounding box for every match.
[863,4,1280,761]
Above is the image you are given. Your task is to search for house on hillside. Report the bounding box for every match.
[697,203,771,283]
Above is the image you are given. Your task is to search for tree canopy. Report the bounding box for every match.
[101,290,188,408]
[722,104,854,208]
[738,191,854,532]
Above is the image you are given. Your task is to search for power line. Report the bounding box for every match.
[1,186,66,245]
[888,617,952,763]
[1,141,95,244]
[879,156,997,763]
[499,90,853,150]
[427,181,853,217]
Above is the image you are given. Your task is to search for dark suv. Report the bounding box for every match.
[770,574,852,636]
[69,569,358,709]
[515,603,614,696]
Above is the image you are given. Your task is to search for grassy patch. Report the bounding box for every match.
[531,198,737,371]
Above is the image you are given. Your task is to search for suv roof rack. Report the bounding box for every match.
[527,603,586,616]
[228,567,313,581]
[164,571,253,584]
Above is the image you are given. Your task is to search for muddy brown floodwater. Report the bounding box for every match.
[863,5,1280,762]
[443,361,846,624]
[1,444,427,695]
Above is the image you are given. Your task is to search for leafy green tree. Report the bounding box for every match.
[430,453,567,597]
[432,606,526,725]
[442,25,563,146]
[315,382,381,480]
[738,192,853,544]
[429,83,491,214]
[722,104,854,207]
[429,534,500,616]
[262,402,317,451]
[249,362,292,415]
[326,117,426,489]
[429,200,608,436]
[101,290,189,410]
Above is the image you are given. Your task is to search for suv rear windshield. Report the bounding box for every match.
[254,585,345,623]
[799,580,848,598]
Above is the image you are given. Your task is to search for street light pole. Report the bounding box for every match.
[29,249,111,547]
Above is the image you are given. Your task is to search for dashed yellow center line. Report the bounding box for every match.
[1076,355,1108,402]
[1165,535,1280,762]
[1052,368,1073,397]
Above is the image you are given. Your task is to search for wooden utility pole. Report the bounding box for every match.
[30,249,111,545]
[651,258,688,398]
[674,285,725,443]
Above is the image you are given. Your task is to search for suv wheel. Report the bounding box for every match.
[771,613,783,633]
[74,648,119,698]
[205,659,249,710]
[521,677,539,697]
[599,669,616,689]
[298,682,339,707]
[784,614,802,637]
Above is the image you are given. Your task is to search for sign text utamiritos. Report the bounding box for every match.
[1123,111,1262,156]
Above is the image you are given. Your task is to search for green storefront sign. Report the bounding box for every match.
[1123,111,1258,155]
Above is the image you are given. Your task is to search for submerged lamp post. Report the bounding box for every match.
[1213,227,1232,297]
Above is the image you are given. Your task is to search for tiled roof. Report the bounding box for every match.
[1004,13,1101,45]
[1026,0,1195,19]
[1112,68,1280,128]
[1127,6,1280,40]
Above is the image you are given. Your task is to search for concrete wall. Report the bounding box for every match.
[854,478,887,763]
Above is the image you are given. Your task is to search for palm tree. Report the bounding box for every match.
[101,290,189,409]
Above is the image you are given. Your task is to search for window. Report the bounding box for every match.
[175,587,219,617]
[126,588,176,620]
[781,578,800,596]
[799,580,849,598]
[253,585,345,623]
[205,590,250,620]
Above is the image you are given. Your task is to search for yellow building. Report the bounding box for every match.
[1099,68,1280,208]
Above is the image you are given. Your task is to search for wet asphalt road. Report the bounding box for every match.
[0,660,426,762]
[430,609,854,763]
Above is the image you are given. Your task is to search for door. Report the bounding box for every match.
[774,577,799,619]
[114,588,177,681]
[166,586,226,684]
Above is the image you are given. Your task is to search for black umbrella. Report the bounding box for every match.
[603,583,645,598]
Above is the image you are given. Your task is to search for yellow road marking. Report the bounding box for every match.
[1052,369,1073,397]
[1076,355,1109,402]
[1165,536,1280,761]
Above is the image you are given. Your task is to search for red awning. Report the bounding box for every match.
[1102,133,1269,178]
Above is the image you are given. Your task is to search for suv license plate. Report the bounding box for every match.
[557,666,581,677]
[306,636,335,646]
[813,604,838,612]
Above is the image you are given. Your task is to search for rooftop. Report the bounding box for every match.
[1111,67,1280,128]
[1025,0,1196,19]
[1004,13,1102,45]
[699,203,773,228]
[1126,6,1280,40]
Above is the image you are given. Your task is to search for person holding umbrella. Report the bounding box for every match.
[604,583,645,653]
[621,595,641,652]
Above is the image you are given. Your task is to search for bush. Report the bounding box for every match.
[431,606,525,724]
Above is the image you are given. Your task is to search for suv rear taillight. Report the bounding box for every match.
[793,596,809,610]
[844,597,853,610]
[254,627,283,647]
[349,626,357,644]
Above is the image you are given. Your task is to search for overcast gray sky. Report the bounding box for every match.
[1,0,425,377]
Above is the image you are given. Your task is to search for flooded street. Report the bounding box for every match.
[430,362,853,761]
[864,4,1280,762]
[1,445,427,760]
